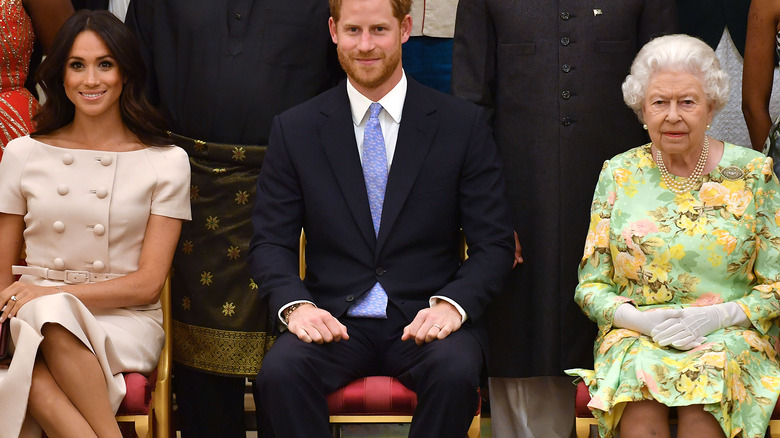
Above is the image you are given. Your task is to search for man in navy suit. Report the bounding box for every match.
[248,0,514,436]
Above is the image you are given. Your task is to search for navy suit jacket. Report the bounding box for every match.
[248,78,514,346]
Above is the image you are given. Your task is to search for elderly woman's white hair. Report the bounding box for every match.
[622,34,729,122]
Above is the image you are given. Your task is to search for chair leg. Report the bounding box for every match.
[467,413,481,438]
[770,420,780,438]
[575,418,595,438]
[134,417,150,438]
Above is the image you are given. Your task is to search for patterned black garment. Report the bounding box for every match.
[126,0,343,377]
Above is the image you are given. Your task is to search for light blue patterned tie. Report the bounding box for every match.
[347,102,388,318]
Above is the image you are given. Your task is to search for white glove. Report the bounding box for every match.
[651,302,749,350]
[612,304,683,337]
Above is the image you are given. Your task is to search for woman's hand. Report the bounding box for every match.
[612,303,682,337]
[0,282,58,322]
[651,302,749,350]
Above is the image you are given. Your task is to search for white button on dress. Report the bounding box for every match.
[93,224,106,236]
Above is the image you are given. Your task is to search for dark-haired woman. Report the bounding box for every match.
[0,10,190,437]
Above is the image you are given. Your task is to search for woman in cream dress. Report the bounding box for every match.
[0,11,190,438]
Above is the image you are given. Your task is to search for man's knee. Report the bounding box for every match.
[418,335,482,394]
[256,335,317,393]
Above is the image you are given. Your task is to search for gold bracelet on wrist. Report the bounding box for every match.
[283,302,310,324]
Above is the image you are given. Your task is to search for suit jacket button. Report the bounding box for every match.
[346,295,355,302]
[375,267,386,276]
[561,64,571,73]
[561,90,571,99]
[562,117,572,126]
[560,11,570,20]
[560,36,570,46]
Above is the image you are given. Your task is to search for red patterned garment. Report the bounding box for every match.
[0,0,38,159]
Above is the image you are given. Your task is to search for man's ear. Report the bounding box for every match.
[400,14,412,43]
[329,16,339,44]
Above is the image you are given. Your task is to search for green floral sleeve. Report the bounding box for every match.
[575,159,632,337]
[737,156,780,335]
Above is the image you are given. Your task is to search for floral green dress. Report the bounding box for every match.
[567,143,780,438]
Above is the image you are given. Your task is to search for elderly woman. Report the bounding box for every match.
[567,34,780,438]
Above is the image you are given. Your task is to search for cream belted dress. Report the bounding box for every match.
[0,136,191,437]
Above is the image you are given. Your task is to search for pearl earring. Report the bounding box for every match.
[642,124,648,130]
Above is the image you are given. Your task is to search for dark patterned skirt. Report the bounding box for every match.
[169,133,274,377]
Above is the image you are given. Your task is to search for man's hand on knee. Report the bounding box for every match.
[288,304,349,344]
[401,301,462,345]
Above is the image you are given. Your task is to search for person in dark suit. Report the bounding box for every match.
[248,0,515,436]
[451,2,677,437]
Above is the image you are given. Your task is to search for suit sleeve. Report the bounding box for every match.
[248,116,313,316]
[451,0,496,120]
[637,0,678,46]
[433,107,514,322]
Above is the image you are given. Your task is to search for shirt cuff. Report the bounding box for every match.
[430,296,468,323]
[278,300,316,328]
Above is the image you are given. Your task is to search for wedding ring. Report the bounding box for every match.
[434,324,442,329]
[10,296,18,302]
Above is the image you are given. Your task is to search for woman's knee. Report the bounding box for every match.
[619,400,671,438]
[677,405,725,437]
[39,323,83,350]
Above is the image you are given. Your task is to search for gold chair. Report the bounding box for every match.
[115,275,172,437]
[298,232,480,438]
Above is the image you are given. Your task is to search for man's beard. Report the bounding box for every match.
[338,44,402,91]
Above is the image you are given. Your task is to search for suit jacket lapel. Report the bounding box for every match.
[377,80,438,254]
[318,85,377,249]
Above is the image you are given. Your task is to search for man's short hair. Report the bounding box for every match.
[329,0,412,24]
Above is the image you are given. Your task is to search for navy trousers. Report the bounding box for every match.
[254,302,482,438]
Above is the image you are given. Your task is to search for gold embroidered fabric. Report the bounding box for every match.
[173,321,275,377]
[168,133,272,377]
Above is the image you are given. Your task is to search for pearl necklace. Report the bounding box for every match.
[654,136,709,195]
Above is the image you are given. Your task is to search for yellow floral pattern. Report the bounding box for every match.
[568,144,780,438]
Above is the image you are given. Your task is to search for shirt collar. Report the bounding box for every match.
[347,71,407,126]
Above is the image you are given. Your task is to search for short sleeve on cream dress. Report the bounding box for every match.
[0,136,191,438]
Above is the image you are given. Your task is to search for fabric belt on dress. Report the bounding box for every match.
[168,132,266,165]
[12,265,123,284]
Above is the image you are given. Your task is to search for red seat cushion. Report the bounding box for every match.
[327,376,417,416]
[117,369,158,415]
[575,381,594,418]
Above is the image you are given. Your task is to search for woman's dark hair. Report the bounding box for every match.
[32,10,170,146]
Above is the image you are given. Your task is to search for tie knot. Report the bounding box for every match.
[369,102,382,119]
